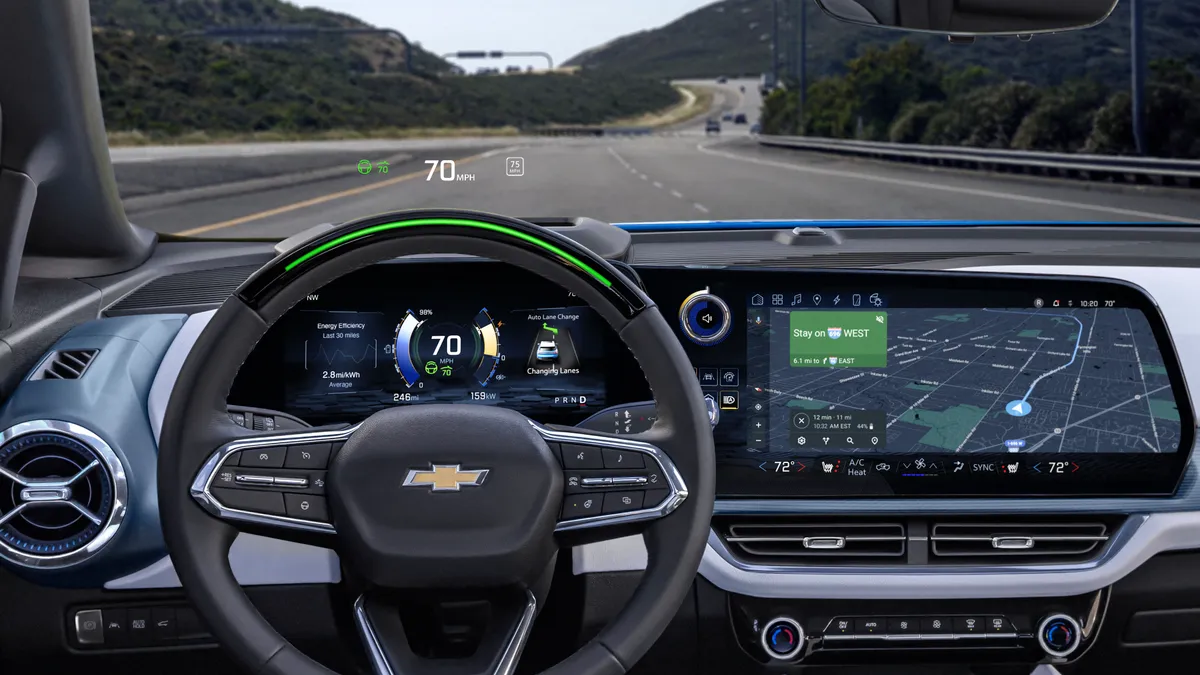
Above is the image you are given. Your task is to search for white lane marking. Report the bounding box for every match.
[610,144,710,213]
[695,143,1200,224]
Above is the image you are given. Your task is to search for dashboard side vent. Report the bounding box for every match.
[715,517,905,565]
[107,264,262,313]
[930,519,1115,564]
[28,349,99,381]
[0,424,127,568]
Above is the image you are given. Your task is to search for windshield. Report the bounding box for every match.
[94,0,1200,238]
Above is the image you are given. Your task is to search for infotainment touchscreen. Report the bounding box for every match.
[634,268,1195,498]
[750,303,1180,457]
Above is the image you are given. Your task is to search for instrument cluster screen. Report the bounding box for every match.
[232,261,645,427]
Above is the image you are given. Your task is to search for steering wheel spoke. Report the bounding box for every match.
[190,424,355,539]
[354,589,538,675]
[537,425,687,540]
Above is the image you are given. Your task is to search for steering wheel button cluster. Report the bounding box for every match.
[561,495,603,519]
[285,443,331,469]
[643,488,670,507]
[240,446,285,468]
[284,493,329,522]
[560,443,604,469]
[601,491,644,514]
[212,487,286,516]
[602,448,644,469]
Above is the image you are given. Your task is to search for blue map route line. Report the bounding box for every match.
[981,308,1085,410]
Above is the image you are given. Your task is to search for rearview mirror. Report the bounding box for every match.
[813,0,1118,36]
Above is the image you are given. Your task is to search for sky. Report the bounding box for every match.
[299,0,714,69]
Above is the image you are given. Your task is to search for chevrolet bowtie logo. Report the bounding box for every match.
[402,464,490,492]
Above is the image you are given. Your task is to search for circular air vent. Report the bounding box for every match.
[0,421,127,569]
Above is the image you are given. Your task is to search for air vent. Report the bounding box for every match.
[930,518,1116,564]
[715,516,905,565]
[0,422,127,568]
[107,264,262,313]
[28,349,99,380]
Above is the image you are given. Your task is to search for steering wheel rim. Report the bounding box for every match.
[157,209,716,675]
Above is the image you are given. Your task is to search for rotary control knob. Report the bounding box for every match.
[760,617,804,660]
[679,290,732,345]
[1038,614,1082,658]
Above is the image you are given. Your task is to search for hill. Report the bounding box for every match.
[565,0,1200,86]
[89,0,679,137]
[91,0,452,74]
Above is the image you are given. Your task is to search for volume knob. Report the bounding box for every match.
[679,290,732,346]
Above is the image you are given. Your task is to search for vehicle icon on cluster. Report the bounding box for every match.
[536,340,559,361]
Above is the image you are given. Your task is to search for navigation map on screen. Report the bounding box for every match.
[747,304,1184,456]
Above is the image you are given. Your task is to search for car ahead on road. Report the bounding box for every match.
[716,76,728,83]
[705,119,721,134]
[722,113,733,121]
[734,113,748,124]
[750,122,762,134]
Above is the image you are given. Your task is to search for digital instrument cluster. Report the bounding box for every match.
[230,261,648,427]
[231,262,1194,499]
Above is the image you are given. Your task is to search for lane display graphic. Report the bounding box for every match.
[749,305,1184,456]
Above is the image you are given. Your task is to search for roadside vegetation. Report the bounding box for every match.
[760,41,1200,158]
[91,0,679,142]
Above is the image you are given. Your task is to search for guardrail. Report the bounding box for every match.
[758,135,1200,188]
[527,126,654,137]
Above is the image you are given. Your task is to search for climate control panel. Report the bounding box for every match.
[724,592,1104,668]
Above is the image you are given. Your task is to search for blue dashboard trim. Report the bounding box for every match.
[613,220,1146,232]
[0,314,186,586]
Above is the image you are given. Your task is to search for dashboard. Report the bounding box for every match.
[4,221,1200,675]
[231,262,1194,500]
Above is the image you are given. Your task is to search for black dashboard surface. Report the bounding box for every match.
[230,261,1194,499]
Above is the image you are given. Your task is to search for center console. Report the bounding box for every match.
[637,267,1195,672]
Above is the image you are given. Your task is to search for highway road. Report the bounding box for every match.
[113,78,1200,237]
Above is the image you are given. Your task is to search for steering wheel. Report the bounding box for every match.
[157,209,716,675]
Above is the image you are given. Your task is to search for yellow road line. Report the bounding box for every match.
[175,151,493,237]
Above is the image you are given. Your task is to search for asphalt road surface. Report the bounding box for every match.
[113,78,1200,237]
